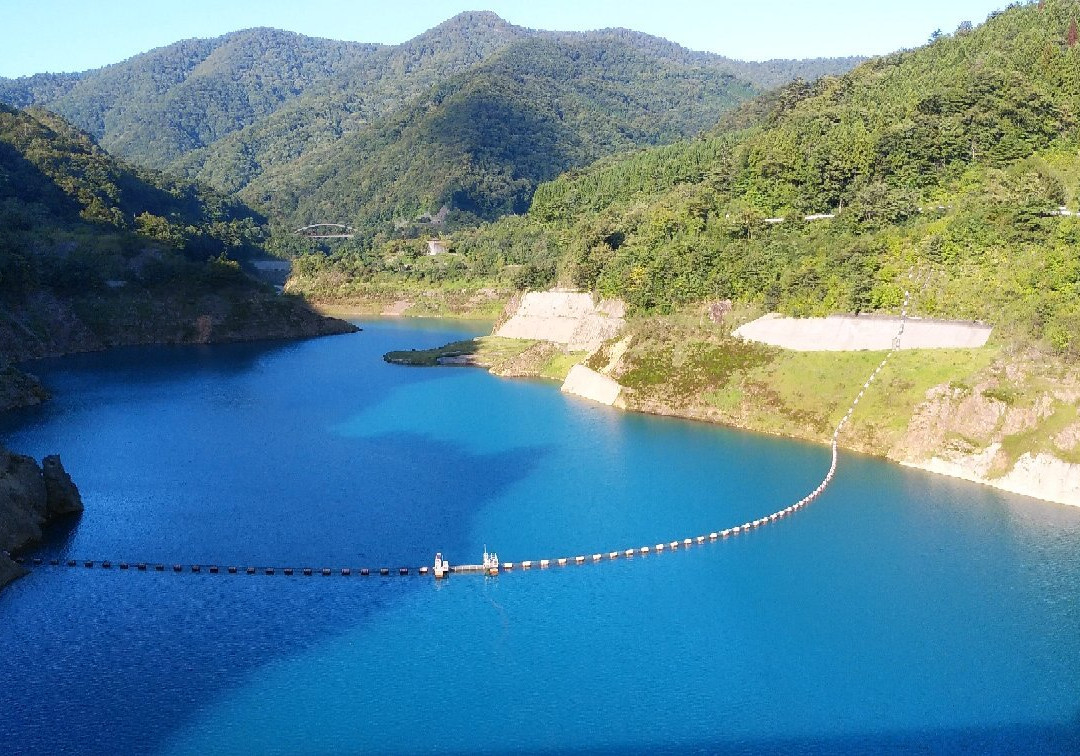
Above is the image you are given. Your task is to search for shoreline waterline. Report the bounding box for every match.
[378,315,1078,511]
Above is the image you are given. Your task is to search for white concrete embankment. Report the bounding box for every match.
[735,314,992,351]
[495,291,624,352]
[561,365,622,406]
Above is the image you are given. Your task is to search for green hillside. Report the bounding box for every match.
[0,13,862,232]
[0,104,351,373]
[439,0,1080,358]
[0,29,375,169]
[242,35,758,234]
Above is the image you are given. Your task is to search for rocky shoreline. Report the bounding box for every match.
[0,446,83,591]
[0,362,50,412]
[0,288,357,412]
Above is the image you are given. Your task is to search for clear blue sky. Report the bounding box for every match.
[0,0,1009,79]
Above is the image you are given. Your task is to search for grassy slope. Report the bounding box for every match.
[386,299,1077,484]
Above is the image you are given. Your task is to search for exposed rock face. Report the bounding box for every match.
[0,362,50,412]
[0,288,357,364]
[893,366,1080,507]
[903,450,1080,508]
[43,455,83,517]
[0,446,83,591]
[0,553,26,588]
[0,449,48,552]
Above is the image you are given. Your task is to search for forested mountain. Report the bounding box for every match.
[434,0,1080,356]
[0,28,375,170]
[240,35,756,232]
[0,104,264,262]
[0,12,862,231]
[0,104,349,367]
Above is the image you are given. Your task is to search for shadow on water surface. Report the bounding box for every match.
[0,432,546,756]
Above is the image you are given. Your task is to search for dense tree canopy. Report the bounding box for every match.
[0,104,264,298]
[434,0,1080,357]
[0,13,861,232]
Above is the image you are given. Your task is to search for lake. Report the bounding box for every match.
[1,319,1079,754]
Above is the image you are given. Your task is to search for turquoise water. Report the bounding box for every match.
[1,319,1079,754]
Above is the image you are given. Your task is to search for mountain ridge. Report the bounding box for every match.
[0,12,864,231]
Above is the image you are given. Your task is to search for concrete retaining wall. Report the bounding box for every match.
[495,292,625,352]
[561,365,622,406]
[734,314,992,351]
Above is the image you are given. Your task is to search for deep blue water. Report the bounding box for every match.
[1,319,1079,755]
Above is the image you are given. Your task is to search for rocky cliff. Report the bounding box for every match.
[0,362,50,412]
[0,445,83,590]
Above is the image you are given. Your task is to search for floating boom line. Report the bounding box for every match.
[14,278,917,579]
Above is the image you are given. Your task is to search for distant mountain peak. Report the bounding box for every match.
[421,10,526,40]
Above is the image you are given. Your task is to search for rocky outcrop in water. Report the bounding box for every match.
[0,361,50,412]
[0,445,83,591]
